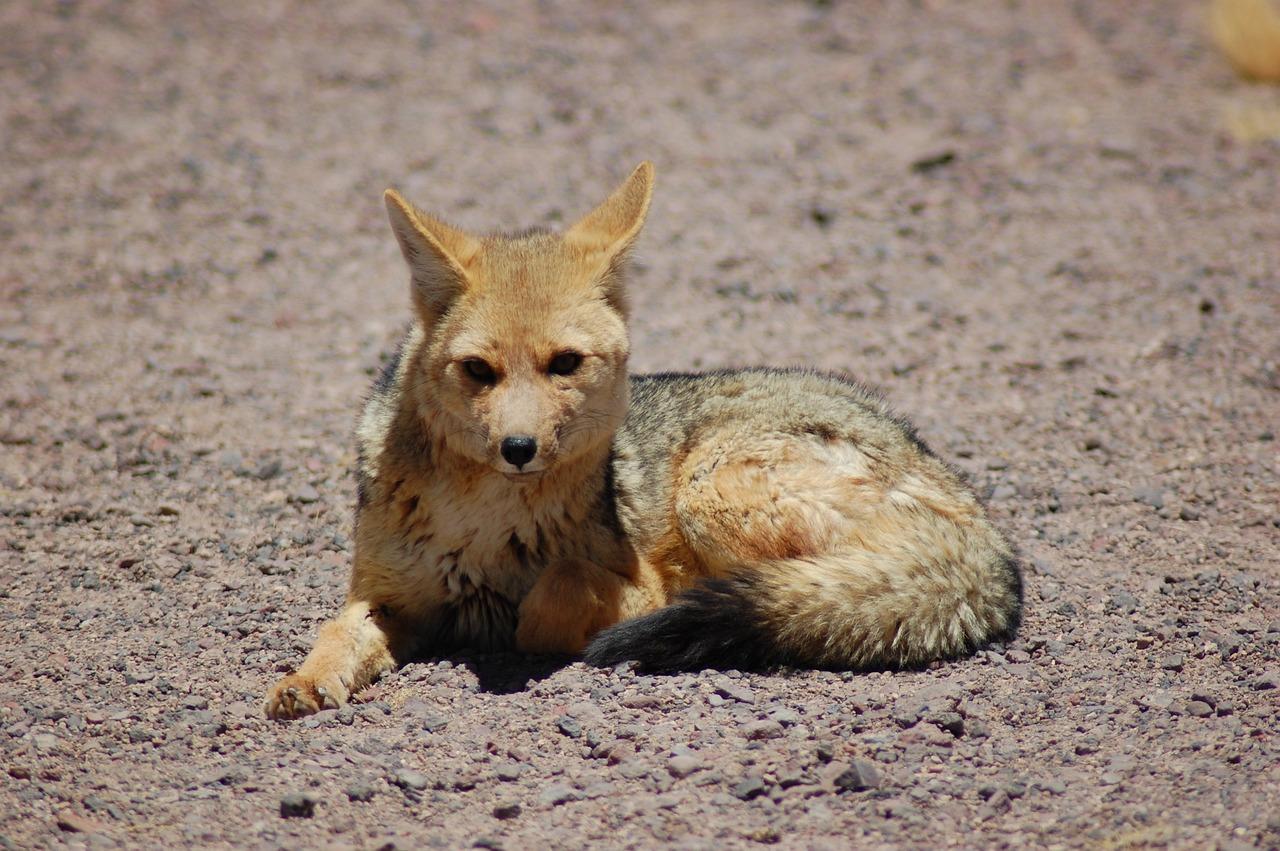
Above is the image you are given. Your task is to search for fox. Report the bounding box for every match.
[264,162,1022,720]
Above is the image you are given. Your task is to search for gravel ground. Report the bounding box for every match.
[2,1,1279,848]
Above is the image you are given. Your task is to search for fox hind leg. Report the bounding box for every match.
[587,430,1019,671]
[674,431,873,571]
[516,558,665,655]
[588,433,870,672]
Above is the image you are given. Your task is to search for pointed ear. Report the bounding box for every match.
[384,189,481,322]
[565,163,654,307]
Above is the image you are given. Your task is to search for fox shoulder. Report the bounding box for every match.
[355,325,423,509]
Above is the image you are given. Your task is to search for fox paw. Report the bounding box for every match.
[264,672,348,720]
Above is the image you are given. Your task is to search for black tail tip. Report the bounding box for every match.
[583,577,781,673]
[994,553,1025,643]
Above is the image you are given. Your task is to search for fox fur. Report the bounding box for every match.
[265,162,1022,720]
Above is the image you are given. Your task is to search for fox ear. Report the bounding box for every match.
[565,162,654,308]
[384,189,480,322]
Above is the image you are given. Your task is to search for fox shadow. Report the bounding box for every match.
[417,650,578,694]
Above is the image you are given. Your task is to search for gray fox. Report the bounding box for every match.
[265,162,1022,719]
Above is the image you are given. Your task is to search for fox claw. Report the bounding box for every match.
[317,686,339,710]
[265,673,347,720]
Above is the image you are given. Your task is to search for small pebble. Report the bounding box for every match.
[834,761,881,793]
[555,716,582,739]
[492,801,521,820]
[495,763,525,782]
[930,711,966,737]
[731,775,767,800]
[1074,739,1099,756]
[538,784,580,807]
[392,769,429,791]
[667,755,703,778]
[741,719,784,741]
[279,792,316,819]
[345,781,377,802]
[1252,671,1279,691]
[713,680,756,705]
[291,484,320,504]
[1133,487,1166,509]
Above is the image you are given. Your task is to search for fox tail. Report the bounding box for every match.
[583,548,1023,673]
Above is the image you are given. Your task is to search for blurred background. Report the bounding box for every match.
[4,0,1277,465]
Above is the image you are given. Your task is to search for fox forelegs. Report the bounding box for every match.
[265,600,405,720]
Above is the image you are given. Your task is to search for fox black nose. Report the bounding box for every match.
[500,435,538,469]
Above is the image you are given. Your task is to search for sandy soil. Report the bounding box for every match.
[2,1,1278,848]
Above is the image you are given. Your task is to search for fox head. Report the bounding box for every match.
[383,163,653,480]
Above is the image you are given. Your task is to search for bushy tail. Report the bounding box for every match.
[584,549,1023,673]
[1212,0,1280,81]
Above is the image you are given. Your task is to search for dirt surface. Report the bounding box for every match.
[2,1,1279,848]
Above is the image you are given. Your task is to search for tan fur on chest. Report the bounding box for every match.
[352,465,592,618]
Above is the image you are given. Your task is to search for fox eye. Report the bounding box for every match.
[462,358,497,384]
[548,351,583,376]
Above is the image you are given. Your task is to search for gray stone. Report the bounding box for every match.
[1107,591,1140,614]
[32,734,60,751]
[768,707,801,726]
[713,679,756,705]
[391,769,429,791]
[834,760,881,793]
[1074,738,1099,755]
[1252,671,1280,690]
[345,781,377,802]
[494,763,525,782]
[492,801,521,820]
[538,783,580,807]
[1133,486,1166,509]
[741,719,784,741]
[279,792,316,819]
[255,459,283,480]
[731,774,767,800]
[290,483,320,504]
[1036,778,1067,795]
[891,700,923,728]
[1189,691,1216,708]
[667,755,702,778]
[1186,700,1213,717]
[929,711,965,737]
[991,484,1017,501]
[966,719,991,739]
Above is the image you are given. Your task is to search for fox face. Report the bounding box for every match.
[416,239,632,477]
[384,164,653,479]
